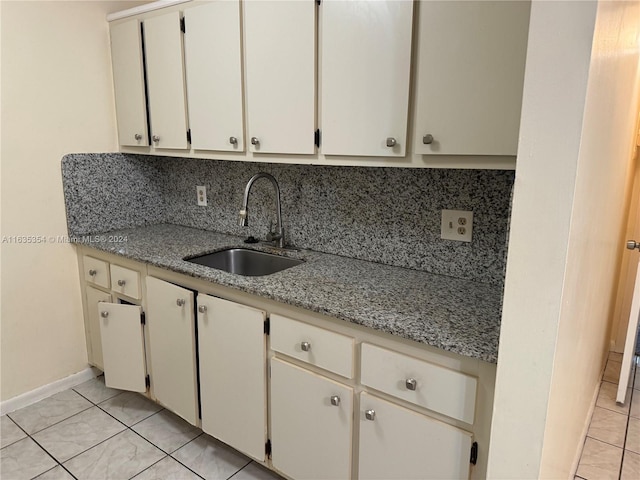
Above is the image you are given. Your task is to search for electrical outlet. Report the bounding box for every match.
[196,186,207,206]
[441,210,473,242]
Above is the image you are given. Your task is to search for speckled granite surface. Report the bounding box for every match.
[79,224,503,363]
[62,153,514,285]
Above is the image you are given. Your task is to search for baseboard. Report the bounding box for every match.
[0,367,99,415]
[569,369,603,476]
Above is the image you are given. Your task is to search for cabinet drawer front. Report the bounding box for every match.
[84,256,110,288]
[361,343,477,424]
[110,264,141,299]
[270,314,354,379]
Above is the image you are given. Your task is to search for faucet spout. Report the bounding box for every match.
[239,173,285,248]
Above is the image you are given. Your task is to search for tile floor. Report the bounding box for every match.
[576,352,640,480]
[0,376,283,480]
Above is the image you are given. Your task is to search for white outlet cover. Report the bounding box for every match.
[196,186,207,206]
[441,210,473,242]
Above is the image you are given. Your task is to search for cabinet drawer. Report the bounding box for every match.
[83,256,109,288]
[110,264,141,299]
[360,343,477,424]
[270,315,354,379]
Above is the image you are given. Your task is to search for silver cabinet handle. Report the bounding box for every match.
[386,137,396,147]
[152,135,160,143]
[330,395,340,406]
[627,240,640,251]
[405,378,417,391]
[422,134,434,145]
[176,299,186,307]
[134,133,142,141]
[365,409,376,421]
[229,137,238,145]
[250,137,260,146]
[198,305,207,313]
[88,269,97,276]
[100,311,109,318]
[117,279,126,287]
[301,341,311,352]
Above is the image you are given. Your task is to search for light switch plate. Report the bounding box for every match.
[441,210,473,242]
[196,186,207,206]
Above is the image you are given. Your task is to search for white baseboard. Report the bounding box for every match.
[1,367,99,416]
[570,370,603,476]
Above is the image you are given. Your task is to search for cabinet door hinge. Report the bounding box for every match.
[187,129,191,144]
[145,375,151,389]
[470,442,478,465]
[314,129,321,148]
[316,0,321,5]
[264,317,270,335]
[265,439,272,457]
[180,17,186,33]
[140,312,146,325]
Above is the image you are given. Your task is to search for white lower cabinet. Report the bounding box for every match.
[270,358,353,480]
[197,294,267,461]
[358,392,472,480]
[146,277,198,425]
[85,286,111,370]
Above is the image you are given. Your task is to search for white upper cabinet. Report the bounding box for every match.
[110,19,148,147]
[412,1,530,156]
[184,1,244,152]
[320,0,414,157]
[143,11,189,150]
[243,0,316,154]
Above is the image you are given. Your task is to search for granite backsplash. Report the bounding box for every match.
[62,153,514,285]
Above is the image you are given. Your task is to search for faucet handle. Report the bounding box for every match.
[239,209,248,227]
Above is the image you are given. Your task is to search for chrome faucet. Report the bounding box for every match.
[239,173,285,248]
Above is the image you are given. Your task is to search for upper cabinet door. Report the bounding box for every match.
[184,1,244,152]
[413,1,530,156]
[110,19,149,147]
[143,11,189,150]
[244,0,316,154]
[320,0,414,157]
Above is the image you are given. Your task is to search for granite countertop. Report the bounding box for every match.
[77,223,502,363]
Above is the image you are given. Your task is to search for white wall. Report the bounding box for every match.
[0,0,144,401]
[488,0,640,478]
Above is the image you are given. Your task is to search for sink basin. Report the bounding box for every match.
[185,248,304,276]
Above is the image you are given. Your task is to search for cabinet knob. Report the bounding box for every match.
[330,395,341,406]
[152,135,160,143]
[198,305,207,313]
[100,311,109,318]
[365,409,376,421]
[422,134,434,145]
[405,378,417,391]
[229,137,238,145]
[176,298,186,307]
[134,133,142,141]
[386,137,397,147]
[250,137,260,146]
[627,240,640,250]
[88,269,97,276]
[300,341,311,352]
[117,279,126,287]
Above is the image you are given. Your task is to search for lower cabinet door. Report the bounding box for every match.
[146,277,198,425]
[197,294,267,461]
[271,358,353,479]
[86,286,111,370]
[98,302,146,392]
[358,393,472,480]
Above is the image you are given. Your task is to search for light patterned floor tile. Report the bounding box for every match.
[627,418,640,455]
[132,409,201,453]
[603,360,622,384]
[587,407,628,448]
[98,391,162,426]
[35,465,76,480]
[63,429,165,480]
[33,406,126,462]
[8,389,92,434]
[234,462,285,480]
[631,392,640,419]
[597,382,632,415]
[609,352,623,362]
[621,450,640,479]
[576,437,623,480]
[73,376,122,404]
[172,434,250,480]
[133,456,203,480]
[1,415,26,449]
[0,437,57,479]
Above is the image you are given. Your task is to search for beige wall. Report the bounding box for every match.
[0,0,144,401]
[488,0,640,478]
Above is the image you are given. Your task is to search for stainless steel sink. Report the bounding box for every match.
[185,248,304,276]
